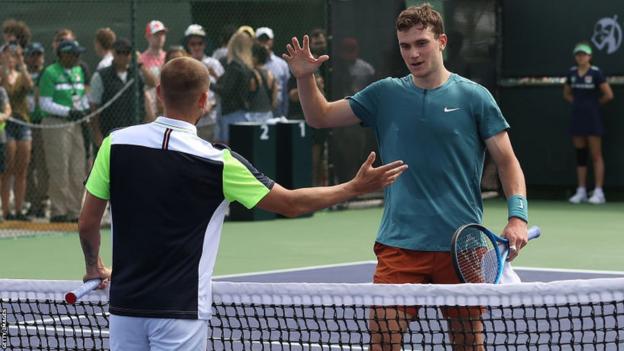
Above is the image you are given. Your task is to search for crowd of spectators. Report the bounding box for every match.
[0,18,347,223]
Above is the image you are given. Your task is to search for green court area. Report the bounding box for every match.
[1,199,622,280]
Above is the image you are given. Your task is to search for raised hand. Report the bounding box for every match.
[351,152,408,194]
[282,35,329,79]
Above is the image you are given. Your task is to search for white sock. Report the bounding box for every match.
[577,187,587,194]
[593,187,603,195]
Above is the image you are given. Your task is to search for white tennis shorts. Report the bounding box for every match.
[110,314,208,351]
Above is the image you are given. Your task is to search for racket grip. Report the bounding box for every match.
[65,279,102,304]
[528,226,541,240]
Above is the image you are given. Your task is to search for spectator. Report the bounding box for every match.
[52,29,92,84]
[212,24,237,66]
[0,43,34,220]
[564,42,614,204]
[141,20,167,120]
[288,73,328,186]
[94,28,116,70]
[164,45,188,62]
[51,28,94,170]
[287,28,329,186]
[255,27,290,117]
[213,29,255,143]
[2,19,31,48]
[335,37,375,96]
[184,24,224,142]
[329,37,377,186]
[89,38,156,147]
[247,42,277,123]
[309,28,327,57]
[24,42,49,218]
[0,86,10,220]
[141,20,167,80]
[38,40,89,223]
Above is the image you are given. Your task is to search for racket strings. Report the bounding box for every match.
[455,228,499,283]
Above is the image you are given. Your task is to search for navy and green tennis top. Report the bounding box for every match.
[86,116,273,320]
[348,74,509,251]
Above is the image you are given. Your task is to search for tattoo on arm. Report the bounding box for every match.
[80,237,98,267]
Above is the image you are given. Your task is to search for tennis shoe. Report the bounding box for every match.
[588,191,606,205]
[568,189,587,204]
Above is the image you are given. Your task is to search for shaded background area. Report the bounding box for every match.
[1,0,623,208]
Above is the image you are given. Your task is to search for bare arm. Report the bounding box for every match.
[563,84,573,103]
[283,35,360,128]
[0,101,12,123]
[485,131,528,260]
[599,82,614,105]
[140,64,157,88]
[269,72,279,110]
[78,192,111,287]
[257,152,407,217]
[89,103,104,147]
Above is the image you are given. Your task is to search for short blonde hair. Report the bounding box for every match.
[160,57,210,111]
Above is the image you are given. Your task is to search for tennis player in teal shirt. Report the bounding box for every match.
[284,3,528,350]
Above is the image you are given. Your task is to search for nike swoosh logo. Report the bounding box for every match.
[444,107,461,112]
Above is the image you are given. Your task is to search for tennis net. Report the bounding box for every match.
[1,278,623,350]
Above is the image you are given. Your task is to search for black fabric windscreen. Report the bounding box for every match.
[500,85,624,188]
[502,0,624,77]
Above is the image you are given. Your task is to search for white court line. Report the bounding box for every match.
[514,266,624,275]
[214,261,377,279]
[214,261,624,279]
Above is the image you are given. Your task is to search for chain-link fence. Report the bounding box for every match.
[0,0,502,236]
[0,0,328,237]
[3,0,621,238]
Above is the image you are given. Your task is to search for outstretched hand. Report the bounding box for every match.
[350,152,408,194]
[282,35,330,79]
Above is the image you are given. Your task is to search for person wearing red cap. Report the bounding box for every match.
[141,20,167,80]
[141,20,168,120]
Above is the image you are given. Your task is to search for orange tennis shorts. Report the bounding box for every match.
[373,242,482,319]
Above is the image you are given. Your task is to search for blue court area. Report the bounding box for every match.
[214,261,624,283]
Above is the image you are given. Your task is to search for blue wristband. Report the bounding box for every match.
[507,195,528,223]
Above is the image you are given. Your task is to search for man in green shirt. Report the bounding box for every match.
[38,40,89,222]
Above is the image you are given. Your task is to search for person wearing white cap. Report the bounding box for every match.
[184,24,224,142]
[256,26,290,117]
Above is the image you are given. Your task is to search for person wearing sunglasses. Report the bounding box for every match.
[88,38,156,148]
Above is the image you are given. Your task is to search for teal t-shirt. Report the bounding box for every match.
[348,74,509,251]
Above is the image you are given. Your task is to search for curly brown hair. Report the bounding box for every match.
[395,3,444,38]
[95,28,116,51]
[2,19,32,48]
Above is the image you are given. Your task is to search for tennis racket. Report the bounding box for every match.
[450,224,541,284]
[65,279,102,304]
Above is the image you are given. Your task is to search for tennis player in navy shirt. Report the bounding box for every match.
[284,3,528,350]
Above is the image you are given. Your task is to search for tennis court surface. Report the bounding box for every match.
[2,263,623,350]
